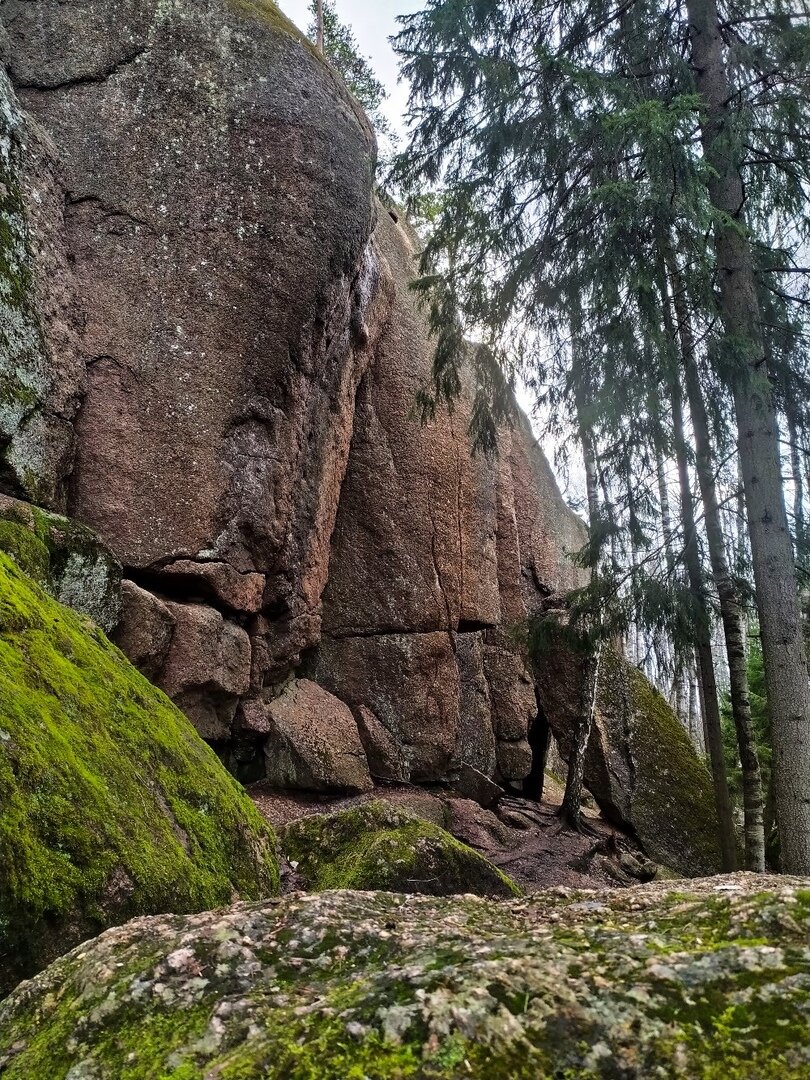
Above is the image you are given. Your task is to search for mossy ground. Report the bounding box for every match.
[1,877,808,1079]
[280,800,521,898]
[0,553,279,994]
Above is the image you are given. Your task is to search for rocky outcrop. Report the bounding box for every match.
[0,0,718,868]
[0,0,583,789]
[536,646,722,876]
[279,800,520,896]
[0,493,121,630]
[0,553,278,996]
[2,875,809,1078]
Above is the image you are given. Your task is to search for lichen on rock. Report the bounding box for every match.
[0,493,121,632]
[0,553,279,995]
[279,799,521,897]
[1,875,809,1078]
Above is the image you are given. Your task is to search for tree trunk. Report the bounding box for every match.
[560,373,602,831]
[669,369,738,869]
[669,260,765,871]
[786,406,806,562]
[316,0,324,51]
[686,0,810,874]
[655,437,688,717]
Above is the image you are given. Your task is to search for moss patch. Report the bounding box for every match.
[280,800,521,898]
[1,876,808,1078]
[614,651,723,874]
[0,553,279,995]
[0,494,122,631]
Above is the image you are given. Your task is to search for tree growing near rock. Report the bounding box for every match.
[392,0,810,871]
[307,0,391,138]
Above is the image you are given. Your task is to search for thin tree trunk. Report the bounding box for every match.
[560,370,602,831]
[316,0,324,51]
[686,0,810,874]
[688,652,705,753]
[656,439,688,716]
[787,406,805,562]
[669,367,738,870]
[668,260,765,871]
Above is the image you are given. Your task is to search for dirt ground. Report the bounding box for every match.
[248,777,662,893]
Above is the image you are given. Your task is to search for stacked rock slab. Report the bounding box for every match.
[0,0,720,871]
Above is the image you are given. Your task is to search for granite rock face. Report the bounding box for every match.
[2,876,808,1078]
[0,0,718,867]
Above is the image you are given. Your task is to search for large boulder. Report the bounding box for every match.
[0,553,278,995]
[279,800,519,897]
[259,679,373,794]
[536,646,722,875]
[2,875,808,1078]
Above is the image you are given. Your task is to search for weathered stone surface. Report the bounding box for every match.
[355,704,408,782]
[536,646,722,875]
[0,72,83,509]
[455,632,498,775]
[451,762,504,809]
[262,678,373,794]
[153,559,266,614]
[0,553,278,997]
[3,876,809,1079]
[279,800,520,897]
[158,601,252,740]
[2,0,379,686]
[0,492,121,630]
[111,580,175,679]
[313,630,461,782]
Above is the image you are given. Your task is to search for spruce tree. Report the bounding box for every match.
[393,0,810,872]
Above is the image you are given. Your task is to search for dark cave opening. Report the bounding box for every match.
[522,696,550,801]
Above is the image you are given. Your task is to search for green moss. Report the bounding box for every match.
[613,651,723,874]
[0,553,279,995]
[281,801,521,898]
[0,518,49,582]
[2,879,808,1079]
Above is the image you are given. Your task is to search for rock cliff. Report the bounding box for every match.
[0,0,718,869]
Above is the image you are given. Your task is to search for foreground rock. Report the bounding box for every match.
[2,876,809,1078]
[279,800,520,897]
[0,553,278,995]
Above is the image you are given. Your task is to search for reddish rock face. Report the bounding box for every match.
[261,679,373,795]
[1,0,588,794]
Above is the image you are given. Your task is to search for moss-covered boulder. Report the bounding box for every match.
[0,553,279,995]
[2,874,809,1078]
[0,494,121,631]
[537,646,722,876]
[280,800,521,897]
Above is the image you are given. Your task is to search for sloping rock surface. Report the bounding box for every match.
[0,553,278,995]
[2,875,808,1078]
